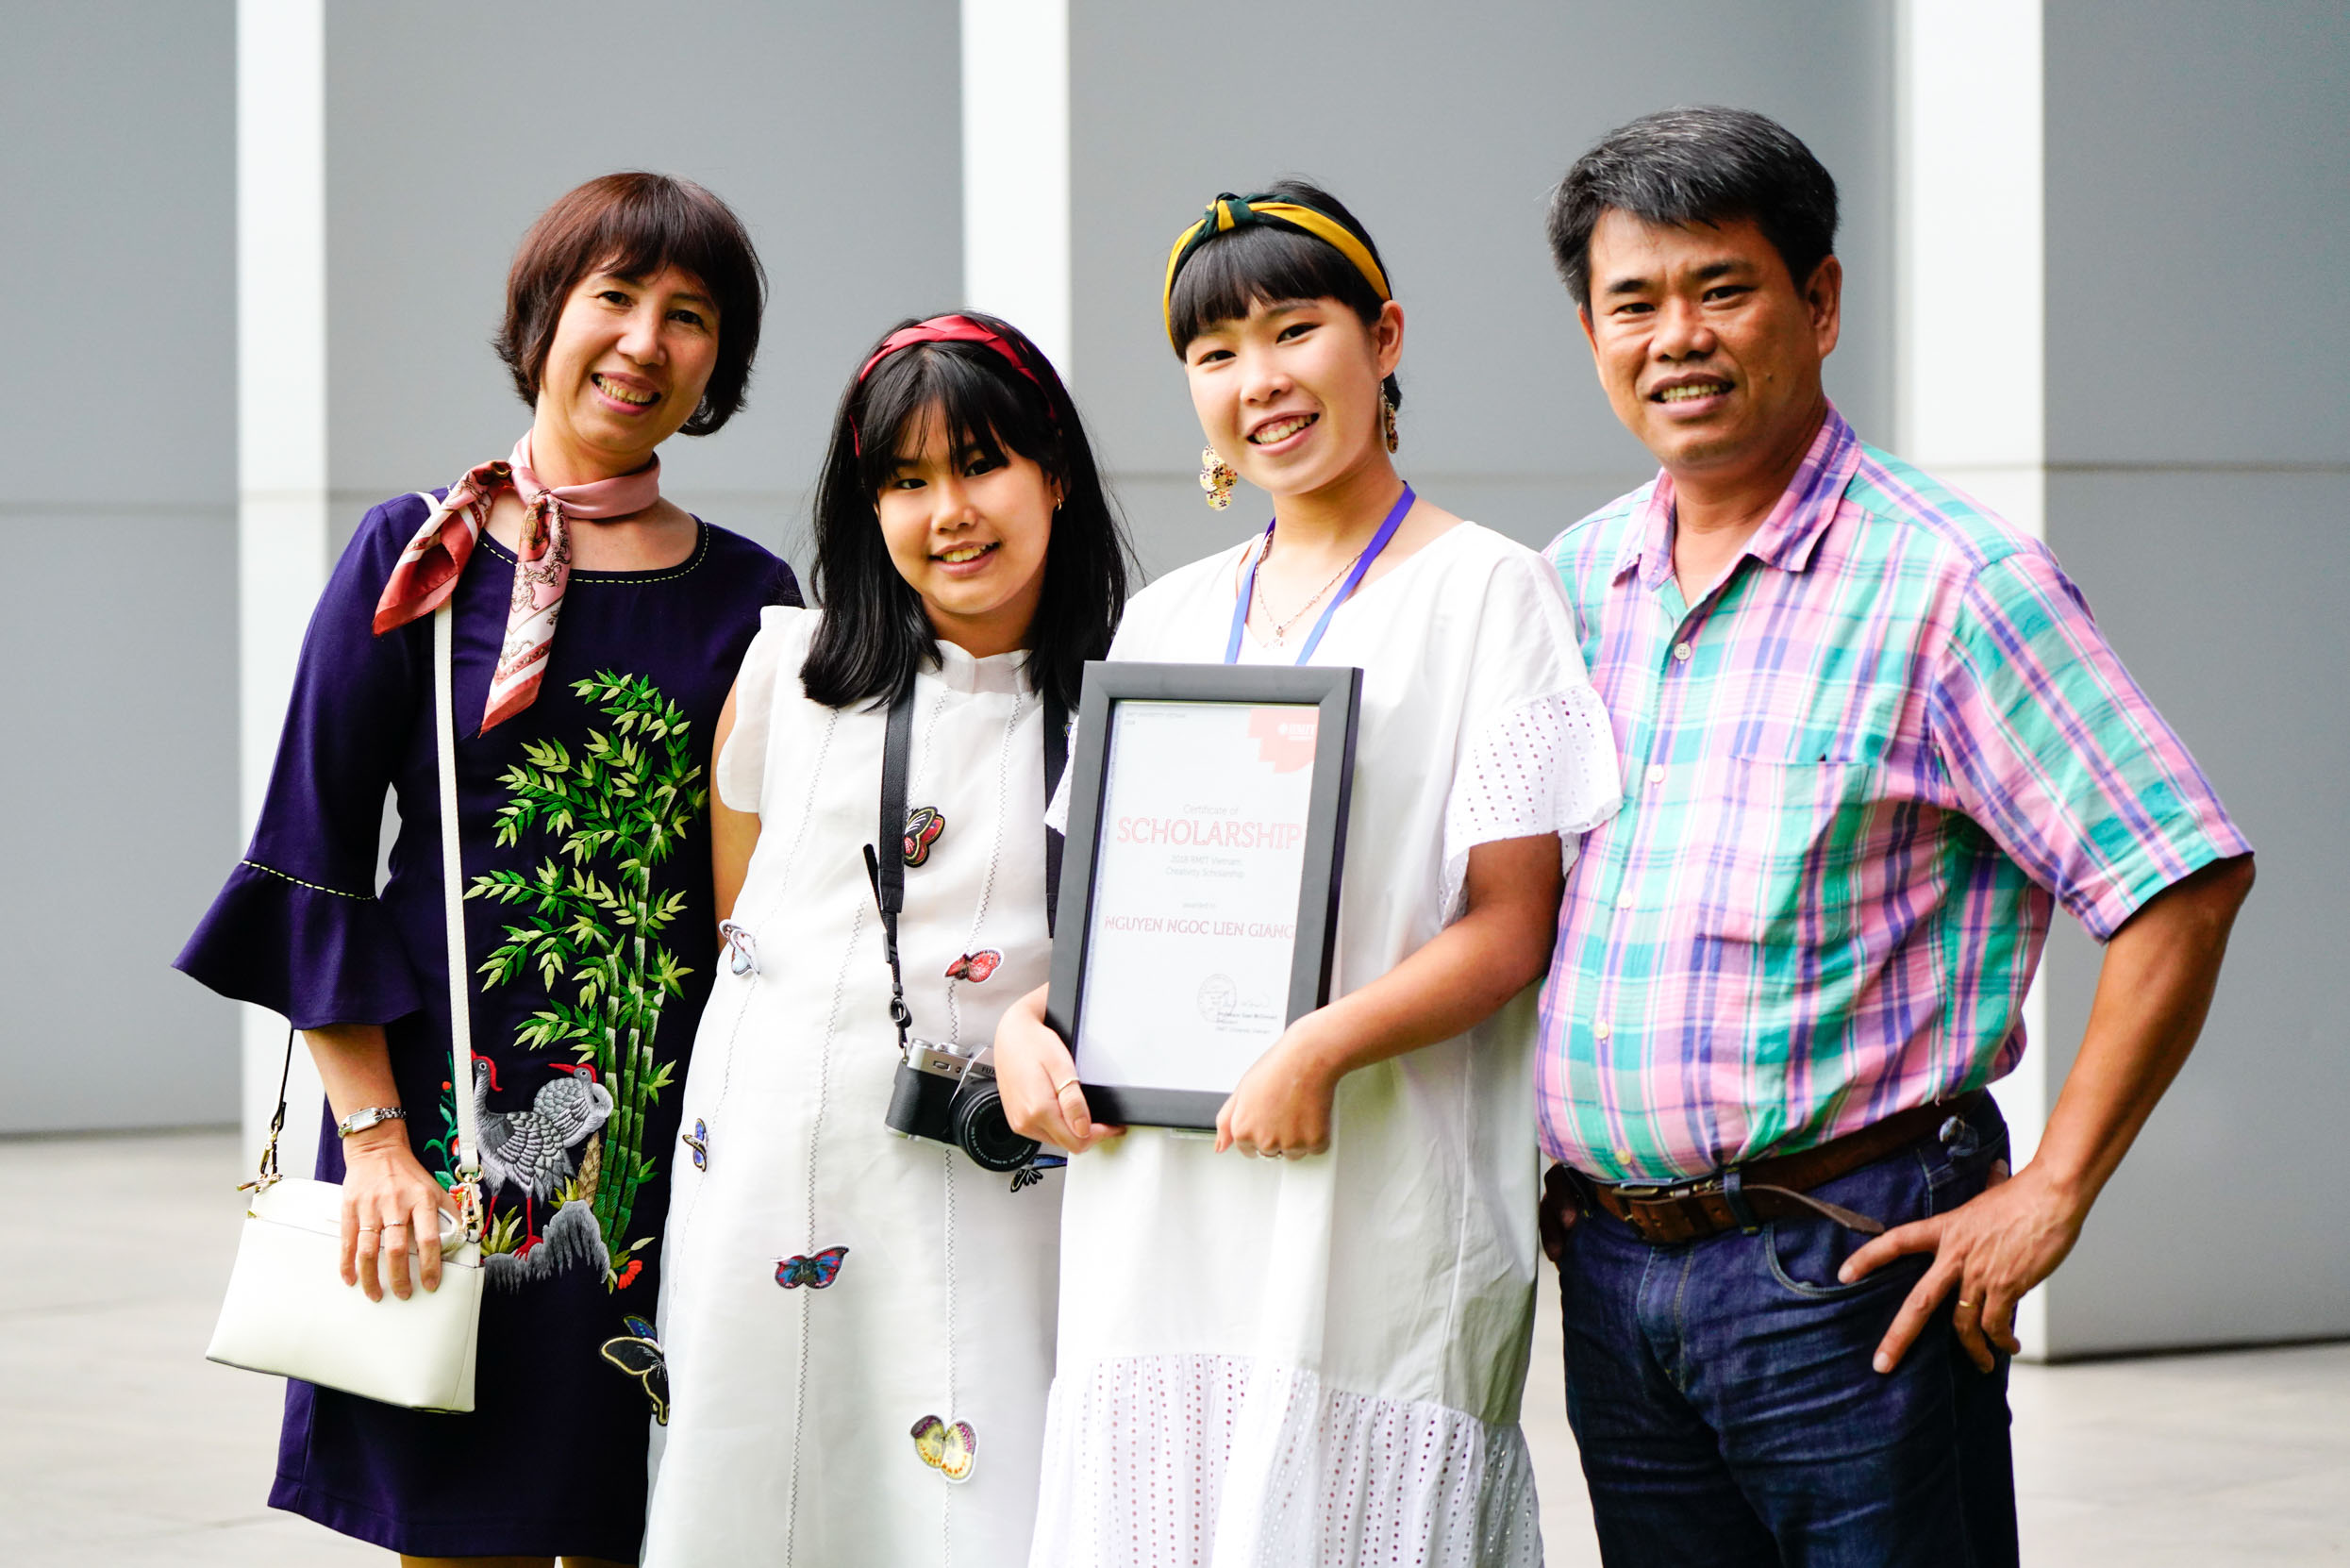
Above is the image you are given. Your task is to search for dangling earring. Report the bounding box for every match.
[1199,445,1238,510]
[1381,392,1400,455]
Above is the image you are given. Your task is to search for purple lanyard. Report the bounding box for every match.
[1224,483,1415,665]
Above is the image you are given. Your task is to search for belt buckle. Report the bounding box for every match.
[1615,1175,1722,1202]
[1611,1175,1723,1243]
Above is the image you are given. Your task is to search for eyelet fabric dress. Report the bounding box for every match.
[176,492,797,1560]
[642,607,1064,1567]
[1031,523,1621,1568]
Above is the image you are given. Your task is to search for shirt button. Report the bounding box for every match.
[1614,1147,1634,1164]
[1592,1018,1612,1041]
[1672,642,1693,662]
[1644,764,1666,787]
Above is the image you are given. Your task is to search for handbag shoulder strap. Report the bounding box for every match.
[415,491,485,1236]
[432,596,485,1208]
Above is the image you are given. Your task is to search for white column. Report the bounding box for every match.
[238,0,331,1172]
[960,0,1073,379]
[1895,0,2049,1358]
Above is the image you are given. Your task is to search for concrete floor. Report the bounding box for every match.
[4,1131,2342,1566]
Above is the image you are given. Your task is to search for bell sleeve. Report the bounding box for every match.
[174,496,433,1029]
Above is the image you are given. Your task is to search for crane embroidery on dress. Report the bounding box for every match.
[466,670,704,1294]
[475,1059,617,1293]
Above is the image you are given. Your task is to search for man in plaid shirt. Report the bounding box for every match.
[1537,108,2255,1566]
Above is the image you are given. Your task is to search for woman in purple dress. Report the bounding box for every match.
[177,172,798,1565]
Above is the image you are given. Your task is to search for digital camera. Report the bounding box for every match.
[884,1040,1041,1173]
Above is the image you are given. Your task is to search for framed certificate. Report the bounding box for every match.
[1044,661,1362,1129]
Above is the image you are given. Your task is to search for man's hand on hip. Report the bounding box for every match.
[1842,853,2254,1376]
[1840,1158,2078,1373]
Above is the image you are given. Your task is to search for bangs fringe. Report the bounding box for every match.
[1166,223,1386,356]
[850,344,1051,495]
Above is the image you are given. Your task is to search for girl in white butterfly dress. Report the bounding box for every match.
[996,184,1620,1567]
[642,314,1132,1567]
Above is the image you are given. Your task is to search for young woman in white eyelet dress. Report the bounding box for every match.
[996,183,1621,1567]
[641,314,1133,1567]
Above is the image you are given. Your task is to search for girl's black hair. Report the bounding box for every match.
[800,311,1133,715]
[1165,178,1402,411]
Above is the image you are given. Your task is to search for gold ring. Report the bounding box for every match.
[1051,1077,1079,1095]
[1957,1298,1976,1309]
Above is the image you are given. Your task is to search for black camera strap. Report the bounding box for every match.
[865,679,1070,1057]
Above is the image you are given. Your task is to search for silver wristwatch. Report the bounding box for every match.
[336,1106,408,1140]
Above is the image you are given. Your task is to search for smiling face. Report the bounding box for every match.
[534,262,721,475]
[1579,209,1841,484]
[1182,295,1403,501]
[875,408,1060,659]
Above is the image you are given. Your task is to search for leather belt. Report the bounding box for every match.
[1566,1093,1988,1247]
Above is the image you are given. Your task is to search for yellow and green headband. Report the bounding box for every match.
[1161,192,1392,348]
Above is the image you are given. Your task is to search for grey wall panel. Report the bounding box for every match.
[2045,0,2350,466]
[3,2,240,1130]
[2038,470,2349,1355]
[2038,2,2350,1353]
[0,512,242,1132]
[322,0,963,559]
[1071,0,1892,573]
[3,1,237,508]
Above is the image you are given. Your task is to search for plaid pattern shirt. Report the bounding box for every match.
[1539,408,2249,1182]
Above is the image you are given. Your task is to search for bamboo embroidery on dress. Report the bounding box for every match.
[466,670,704,1293]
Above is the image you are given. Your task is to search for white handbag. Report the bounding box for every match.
[207,583,488,1412]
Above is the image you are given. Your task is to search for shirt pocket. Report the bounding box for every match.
[1685,755,1876,949]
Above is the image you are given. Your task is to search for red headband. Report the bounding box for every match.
[850,315,1055,457]
[858,315,1047,392]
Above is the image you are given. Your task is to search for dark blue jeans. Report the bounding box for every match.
[1555,1096,2018,1567]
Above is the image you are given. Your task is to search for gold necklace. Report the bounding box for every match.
[1253,537,1366,644]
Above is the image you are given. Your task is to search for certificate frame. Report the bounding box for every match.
[1044,660,1362,1130]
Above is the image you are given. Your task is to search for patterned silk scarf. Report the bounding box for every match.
[373,435,663,731]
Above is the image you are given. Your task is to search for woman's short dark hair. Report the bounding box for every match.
[496,171,766,436]
[1546,107,1839,308]
[800,312,1133,716]
[1166,178,1402,412]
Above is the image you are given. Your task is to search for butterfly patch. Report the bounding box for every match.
[903,807,945,866]
[775,1245,850,1289]
[718,920,758,976]
[683,1119,708,1171]
[910,1414,977,1482]
[943,949,1002,983]
[600,1316,669,1425]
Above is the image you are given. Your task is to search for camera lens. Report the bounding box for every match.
[950,1080,1042,1173]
